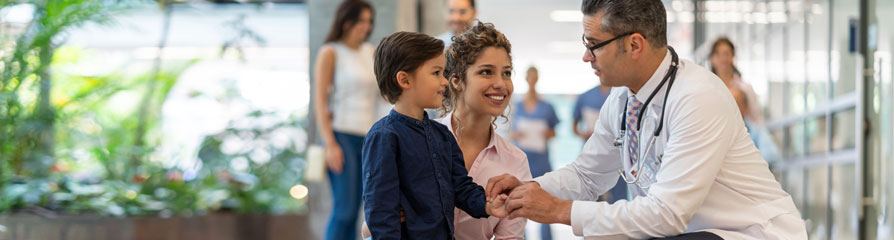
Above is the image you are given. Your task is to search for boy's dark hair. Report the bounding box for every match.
[374,31,445,104]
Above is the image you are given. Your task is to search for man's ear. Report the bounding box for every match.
[628,33,647,60]
[396,71,412,89]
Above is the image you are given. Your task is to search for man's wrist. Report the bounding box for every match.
[556,199,573,225]
[526,180,540,187]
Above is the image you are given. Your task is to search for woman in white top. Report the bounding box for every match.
[313,1,380,239]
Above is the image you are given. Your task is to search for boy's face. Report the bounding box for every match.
[406,54,448,109]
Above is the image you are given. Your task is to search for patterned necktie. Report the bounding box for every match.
[626,96,644,166]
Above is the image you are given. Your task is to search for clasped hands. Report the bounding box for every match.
[483,174,572,225]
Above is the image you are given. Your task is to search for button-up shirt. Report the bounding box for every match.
[435,113,532,240]
[533,49,807,239]
[362,110,488,240]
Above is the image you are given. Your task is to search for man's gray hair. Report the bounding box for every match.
[581,0,667,48]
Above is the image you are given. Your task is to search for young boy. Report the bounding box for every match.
[362,31,508,239]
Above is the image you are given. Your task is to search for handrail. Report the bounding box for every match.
[769,148,858,171]
[765,92,857,131]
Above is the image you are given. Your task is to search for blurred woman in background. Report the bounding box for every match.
[312,1,379,239]
[709,37,764,124]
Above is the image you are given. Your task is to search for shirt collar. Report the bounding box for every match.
[628,49,672,101]
[436,111,498,154]
[389,109,429,127]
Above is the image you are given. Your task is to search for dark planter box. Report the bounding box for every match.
[0,213,311,240]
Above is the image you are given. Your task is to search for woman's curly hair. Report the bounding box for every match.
[440,21,513,122]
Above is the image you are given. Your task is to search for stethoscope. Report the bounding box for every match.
[612,46,679,186]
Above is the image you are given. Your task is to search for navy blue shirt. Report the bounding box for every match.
[362,110,488,239]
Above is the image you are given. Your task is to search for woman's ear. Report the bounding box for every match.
[396,71,412,89]
[451,77,462,92]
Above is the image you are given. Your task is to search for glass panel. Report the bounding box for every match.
[831,109,857,151]
[830,0,860,97]
[786,0,807,116]
[782,126,796,157]
[765,3,787,121]
[875,0,894,238]
[807,117,828,155]
[785,168,806,214]
[806,0,831,110]
[830,163,859,240]
[805,166,830,240]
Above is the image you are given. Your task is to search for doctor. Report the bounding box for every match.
[485,0,808,239]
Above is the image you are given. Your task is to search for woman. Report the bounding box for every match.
[710,37,781,162]
[439,21,532,239]
[709,37,764,124]
[312,1,379,239]
[510,66,559,240]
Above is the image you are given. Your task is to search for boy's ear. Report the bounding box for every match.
[396,71,412,89]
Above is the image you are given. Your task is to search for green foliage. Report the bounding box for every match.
[1,1,308,216]
[196,111,307,214]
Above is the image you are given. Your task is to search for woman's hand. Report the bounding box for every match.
[325,144,344,173]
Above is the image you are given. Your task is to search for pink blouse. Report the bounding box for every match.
[436,113,532,240]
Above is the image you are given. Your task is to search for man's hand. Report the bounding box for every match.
[485,174,522,201]
[505,182,572,225]
[485,194,510,218]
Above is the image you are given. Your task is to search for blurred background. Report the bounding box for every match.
[0,0,892,239]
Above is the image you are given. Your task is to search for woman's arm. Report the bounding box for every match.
[492,155,533,239]
[313,46,344,172]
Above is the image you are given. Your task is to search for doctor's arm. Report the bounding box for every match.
[568,91,737,239]
[486,99,621,201]
[531,101,622,201]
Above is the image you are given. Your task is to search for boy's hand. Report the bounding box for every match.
[486,194,510,218]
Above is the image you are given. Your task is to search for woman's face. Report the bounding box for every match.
[345,9,373,43]
[710,43,734,73]
[455,47,514,117]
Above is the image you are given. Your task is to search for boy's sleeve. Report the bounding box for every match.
[447,135,489,219]
[362,130,402,239]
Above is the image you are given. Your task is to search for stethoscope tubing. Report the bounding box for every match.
[617,46,680,186]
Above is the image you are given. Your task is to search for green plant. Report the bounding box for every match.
[196,110,308,214]
[0,0,134,192]
[1,1,309,216]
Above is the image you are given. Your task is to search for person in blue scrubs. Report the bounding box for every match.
[572,85,628,204]
[510,66,559,240]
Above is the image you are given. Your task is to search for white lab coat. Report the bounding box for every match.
[533,50,808,240]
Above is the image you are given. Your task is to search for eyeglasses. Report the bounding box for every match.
[582,32,636,58]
